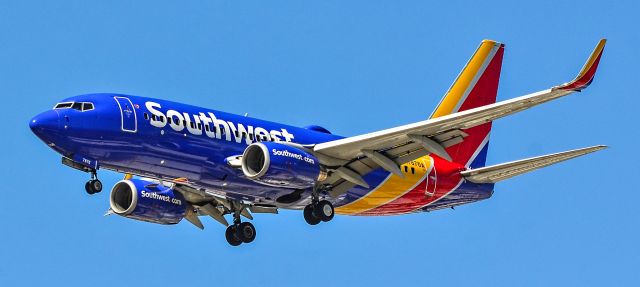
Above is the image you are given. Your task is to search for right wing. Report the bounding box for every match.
[313,39,606,193]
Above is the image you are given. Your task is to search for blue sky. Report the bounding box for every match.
[1,0,638,286]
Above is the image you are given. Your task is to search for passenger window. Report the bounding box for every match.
[205,125,210,132]
[411,167,415,174]
[152,115,157,121]
[144,113,149,120]
[167,117,173,124]
[404,166,408,173]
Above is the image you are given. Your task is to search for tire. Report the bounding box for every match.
[314,200,334,222]
[91,179,103,193]
[304,205,321,225]
[85,181,95,195]
[225,225,242,246]
[235,222,256,243]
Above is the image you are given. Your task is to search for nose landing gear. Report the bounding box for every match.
[85,171,102,195]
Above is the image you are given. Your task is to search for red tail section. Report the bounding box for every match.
[356,40,505,216]
[430,40,504,167]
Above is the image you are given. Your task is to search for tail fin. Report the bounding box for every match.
[430,40,505,168]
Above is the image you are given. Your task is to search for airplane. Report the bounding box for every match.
[29,39,607,246]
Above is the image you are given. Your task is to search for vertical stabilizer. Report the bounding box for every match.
[430,40,504,167]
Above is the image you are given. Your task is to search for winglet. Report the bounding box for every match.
[554,39,606,91]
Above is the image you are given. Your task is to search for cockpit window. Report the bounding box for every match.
[53,102,95,111]
[82,103,94,111]
[72,102,83,110]
[54,102,73,109]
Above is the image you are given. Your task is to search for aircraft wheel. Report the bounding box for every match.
[85,181,95,195]
[314,200,334,222]
[236,222,256,243]
[304,205,321,225]
[225,225,242,246]
[90,179,103,193]
[85,180,102,194]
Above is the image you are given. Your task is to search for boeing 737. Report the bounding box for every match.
[30,39,607,246]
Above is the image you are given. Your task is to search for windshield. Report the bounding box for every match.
[54,102,95,111]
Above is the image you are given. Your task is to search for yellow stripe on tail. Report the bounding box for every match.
[430,40,501,119]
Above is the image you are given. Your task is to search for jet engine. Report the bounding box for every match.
[109,179,187,224]
[241,142,326,189]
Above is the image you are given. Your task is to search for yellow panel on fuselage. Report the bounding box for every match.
[335,157,432,215]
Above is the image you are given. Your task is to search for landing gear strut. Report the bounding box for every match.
[303,185,335,225]
[225,205,257,246]
[85,171,102,195]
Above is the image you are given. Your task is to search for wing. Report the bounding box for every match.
[113,175,278,229]
[313,39,606,193]
[171,178,278,226]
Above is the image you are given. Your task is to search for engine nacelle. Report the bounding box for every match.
[109,179,187,225]
[241,142,326,189]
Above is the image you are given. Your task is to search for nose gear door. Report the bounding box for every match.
[114,96,137,133]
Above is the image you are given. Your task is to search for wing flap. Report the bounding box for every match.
[460,145,607,183]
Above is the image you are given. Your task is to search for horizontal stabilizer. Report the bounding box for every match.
[460,145,607,183]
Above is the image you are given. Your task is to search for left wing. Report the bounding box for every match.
[312,39,606,192]
[121,176,277,229]
[172,179,278,225]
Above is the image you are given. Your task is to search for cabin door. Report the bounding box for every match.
[423,157,437,197]
[114,96,137,133]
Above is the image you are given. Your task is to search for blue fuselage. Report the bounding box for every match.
[30,93,492,214]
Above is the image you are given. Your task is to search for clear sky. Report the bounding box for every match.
[1,1,638,286]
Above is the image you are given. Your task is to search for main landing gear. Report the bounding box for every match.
[225,207,257,246]
[303,185,335,225]
[304,200,335,225]
[85,171,102,195]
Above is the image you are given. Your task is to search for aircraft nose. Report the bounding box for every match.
[29,110,60,137]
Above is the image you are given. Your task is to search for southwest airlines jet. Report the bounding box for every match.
[30,39,607,246]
